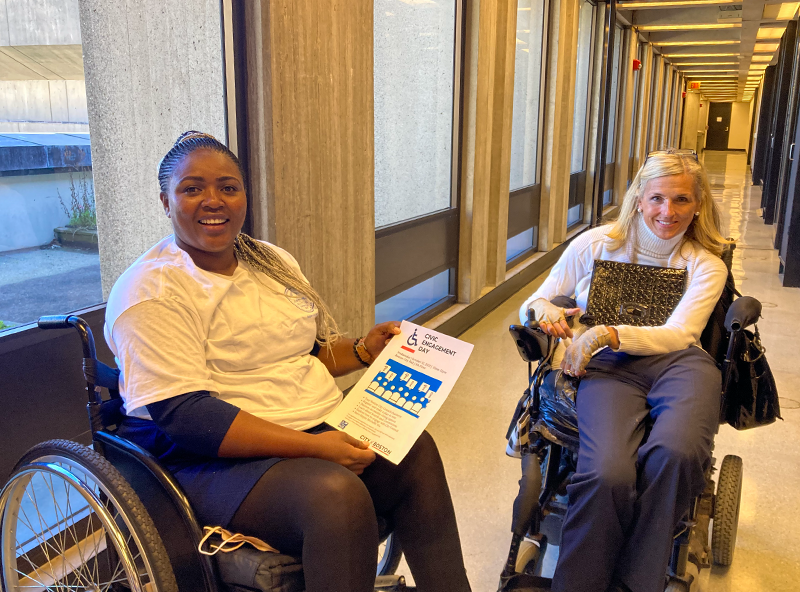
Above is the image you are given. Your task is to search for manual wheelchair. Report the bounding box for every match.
[498,275,764,592]
[0,315,405,592]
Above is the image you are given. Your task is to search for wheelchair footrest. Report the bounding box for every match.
[375,574,408,591]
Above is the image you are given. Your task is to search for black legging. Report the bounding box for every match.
[228,431,471,592]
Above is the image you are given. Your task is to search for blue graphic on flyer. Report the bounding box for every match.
[365,359,443,418]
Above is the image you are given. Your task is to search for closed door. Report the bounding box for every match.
[706,102,732,150]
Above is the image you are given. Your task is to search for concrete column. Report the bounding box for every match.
[613,27,635,204]
[242,1,374,344]
[78,0,226,296]
[539,0,579,250]
[458,0,518,301]
[633,43,653,173]
[649,56,664,151]
[582,1,605,221]
[681,91,700,151]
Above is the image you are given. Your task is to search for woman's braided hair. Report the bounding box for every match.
[158,131,342,346]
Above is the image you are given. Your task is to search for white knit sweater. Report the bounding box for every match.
[519,217,728,356]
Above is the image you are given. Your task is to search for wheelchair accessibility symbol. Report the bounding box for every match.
[407,329,419,347]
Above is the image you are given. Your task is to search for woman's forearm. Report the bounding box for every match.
[217,410,321,458]
[315,337,366,377]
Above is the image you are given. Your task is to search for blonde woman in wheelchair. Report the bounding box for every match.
[518,150,729,592]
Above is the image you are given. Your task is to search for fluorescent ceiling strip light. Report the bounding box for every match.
[669,61,740,66]
[662,53,739,58]
[778,3,800,20]
[638,24,741,32]
[751,55,773,62]
[620,0,737,7]
[753,42,780,53]
[653,40,739,46]
[757,27,786,40]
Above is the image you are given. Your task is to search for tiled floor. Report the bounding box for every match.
[418,151,800,591]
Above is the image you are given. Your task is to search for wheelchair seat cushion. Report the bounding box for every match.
[531,370,580,451]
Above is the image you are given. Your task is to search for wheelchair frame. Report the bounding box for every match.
[498,294,757,592]
[0,315,405,592]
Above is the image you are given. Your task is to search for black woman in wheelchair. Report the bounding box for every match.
[102,131,471,592]
[515,150,730,592]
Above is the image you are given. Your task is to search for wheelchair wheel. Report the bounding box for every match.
[711,454,743,566]
[515,537,546,576]
[0,439,178,592]
[377,532,402,576]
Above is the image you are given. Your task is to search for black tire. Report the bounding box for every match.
[377,532,402,576]
[711,454,743,566]
[0,439,178,592]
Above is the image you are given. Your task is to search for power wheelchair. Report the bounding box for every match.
[498,267,764,592]
[0,315,406,592]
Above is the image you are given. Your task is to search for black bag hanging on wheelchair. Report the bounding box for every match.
[721,325,781,430]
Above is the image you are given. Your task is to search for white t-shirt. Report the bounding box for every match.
[104,235,342,430]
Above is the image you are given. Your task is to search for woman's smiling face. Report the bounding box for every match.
[638,173,700,240]
[160,149,247,272]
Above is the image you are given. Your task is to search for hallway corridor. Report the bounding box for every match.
[424,152,800,591]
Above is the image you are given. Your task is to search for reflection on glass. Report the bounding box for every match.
[0,10,101,333]
[606,27,623,162]
[506,228,534,262]
[374,0,456,228]
[509,0,546,191]
[571,0,595,173]
[375,270,451,324]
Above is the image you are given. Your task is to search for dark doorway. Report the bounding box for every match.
[706,102,732,150]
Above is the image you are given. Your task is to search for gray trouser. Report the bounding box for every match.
[551,347,721,592]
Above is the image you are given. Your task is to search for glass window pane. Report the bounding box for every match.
[374,0,456,228]
[375,269,451,323]
[506,228,534,261]
[1,10,101,333]
[567,204,583,227]
[606,26,623,162]
[509,0,546,191]
[571,1,595,173]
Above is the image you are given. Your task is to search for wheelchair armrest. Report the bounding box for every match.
[725,296,761,331]
[509,325,551,363]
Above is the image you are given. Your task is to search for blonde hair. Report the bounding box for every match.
[607,150,729,257]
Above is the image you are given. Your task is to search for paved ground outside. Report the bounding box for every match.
[0,246,102,329]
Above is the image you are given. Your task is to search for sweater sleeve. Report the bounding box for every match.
[518,236,595,324]
[615,251,728,355]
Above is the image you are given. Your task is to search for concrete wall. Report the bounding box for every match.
[729,100,755,151]
[0,0,81,47]
[0,80,88,132]
[78,0,226,296]
[0,172,78,251]
[681,91,700,151]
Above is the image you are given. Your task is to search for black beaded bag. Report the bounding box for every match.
[581,260,687,327]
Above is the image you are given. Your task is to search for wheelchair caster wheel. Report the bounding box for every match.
[712,454,743,566]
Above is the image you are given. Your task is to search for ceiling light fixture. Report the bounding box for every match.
[757,27,786,40]
[652,40,740,47]
[753,42,780,53]
[778,2,800,20]
[751,55,773,62]
[669,61,740,66]
[619,0,737,8]
[638,24,742,32]
[662,53,740,58]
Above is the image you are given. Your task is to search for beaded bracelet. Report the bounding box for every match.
[353,337,371,367]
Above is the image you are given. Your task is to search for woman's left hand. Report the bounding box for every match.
[561,325,616,377]
[363,321,402,360]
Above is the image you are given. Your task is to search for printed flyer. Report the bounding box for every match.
[326,320,474,464]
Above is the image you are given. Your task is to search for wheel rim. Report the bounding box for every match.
[1,459,155,592]
[376,535,393,574]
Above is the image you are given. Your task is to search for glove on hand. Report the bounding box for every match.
[529,299,580,339]
[561,325,614,377]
